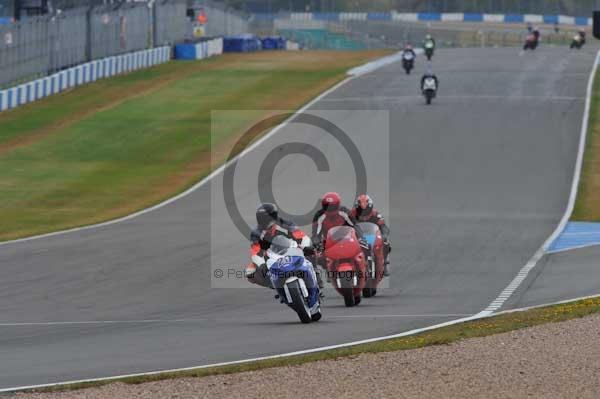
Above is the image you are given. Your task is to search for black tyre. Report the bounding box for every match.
[426,96,432,105]
[311,311,322,322]
[363,287,377,298]
[339,274,355,307]
[354,295,362,305]
[287,280,311,323]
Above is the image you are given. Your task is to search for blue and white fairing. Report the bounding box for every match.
[267,247,320,308]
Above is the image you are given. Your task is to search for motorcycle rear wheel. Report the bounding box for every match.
[339,272,356,307]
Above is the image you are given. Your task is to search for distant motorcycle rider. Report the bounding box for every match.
[421,67,439,91]
[578,29,586,45]
[402,43,416,58]
[246,203,316,289]
[423,34,436,49]
[350,194,391,276]
[532,27,540,42]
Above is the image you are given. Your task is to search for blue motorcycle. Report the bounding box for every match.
[267,236,322,324]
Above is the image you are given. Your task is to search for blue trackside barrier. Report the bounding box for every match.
[174,38,224,60]
[463,13,484,22]
[174,44,196,60]
[261,36,286,50]
[418,12,441,21]
[543,15,559,24]
[504,14,525,23]
[0,46,171,113]
[575,16,589,26]
[367,12,391,21]
[223,35,262,52]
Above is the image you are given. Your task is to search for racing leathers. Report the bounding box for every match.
[311,207,370,280]
[246,218,313,289]
[350,207,392,276]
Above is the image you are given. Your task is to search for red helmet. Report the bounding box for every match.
[321,192,341,215]
[355,194,373,216]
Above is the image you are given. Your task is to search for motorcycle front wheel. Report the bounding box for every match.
[286,280,312,323]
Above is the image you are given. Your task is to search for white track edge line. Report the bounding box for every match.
[0,313,482,393]
[480,50,600,314]
[4,292,600,393]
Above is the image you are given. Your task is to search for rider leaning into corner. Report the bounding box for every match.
[349,194,391,276]
[245,203,317,289]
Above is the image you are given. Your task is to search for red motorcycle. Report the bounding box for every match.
[323,226,368,307]
[356,222,385,298]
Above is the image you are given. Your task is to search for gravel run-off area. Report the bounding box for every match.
[16,313,600,399]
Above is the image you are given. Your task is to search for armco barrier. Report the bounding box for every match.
[261,12,592,26]
[0,46,170,113]
[174,38,224,60]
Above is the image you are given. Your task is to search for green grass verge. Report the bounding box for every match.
[573,59,600,221]
[28,296,600,393]
[0,50,389,241]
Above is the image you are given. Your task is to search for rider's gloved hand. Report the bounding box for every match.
[303,246,316,257]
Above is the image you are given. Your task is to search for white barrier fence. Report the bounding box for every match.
[0,46,171,113]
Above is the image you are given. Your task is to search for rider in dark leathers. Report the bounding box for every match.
[246,203,316,289]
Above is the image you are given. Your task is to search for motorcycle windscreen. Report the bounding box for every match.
[356,222,379,246]
[326,226,356,247]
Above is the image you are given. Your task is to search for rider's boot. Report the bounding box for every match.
[383,241,392,277]
[246,263,273,289]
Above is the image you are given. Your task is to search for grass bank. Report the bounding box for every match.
[28,296,600,393]
[573,60,600,220]
[0,50,388,241]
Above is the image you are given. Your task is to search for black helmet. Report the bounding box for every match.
[256,203,278,229]
[270,235,292,255]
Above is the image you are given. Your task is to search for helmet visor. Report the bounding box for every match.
[323,203,339,213]
[256,212,276,228]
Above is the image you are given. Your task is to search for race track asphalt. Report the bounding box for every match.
[0,46,597,390]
